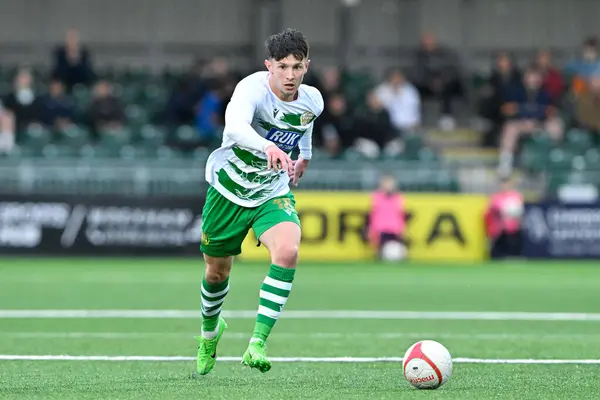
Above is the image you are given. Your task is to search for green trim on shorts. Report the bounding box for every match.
[200,186,300,258]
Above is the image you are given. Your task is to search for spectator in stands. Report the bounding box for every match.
[39,79,75,130]
[195,78,227,145]
[318,66,344,106]
[368,174,407,261]
[565,36,600,96]
[478,52,522,147]
[0,100,15,152]
[413,32,463,131]
[497,66,563,177]
[52,29,95,91]
[484,177,524,259]
[374,68,421,136]
[87,80,125,135]
[314,92,355,157]
[535,50,565,104]
[165,74,200,126]
[354,90,401,159]
[2,68,41,133]
[574,71,600,144]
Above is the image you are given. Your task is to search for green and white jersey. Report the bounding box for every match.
[205,71,324,208]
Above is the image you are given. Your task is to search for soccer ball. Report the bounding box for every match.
[403,340,452,389]
[380,241,407,261]
[502,199,524,219]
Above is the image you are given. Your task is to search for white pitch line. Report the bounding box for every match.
[1,355,600,364]
[3,331,600,341]
[2,309,600,321]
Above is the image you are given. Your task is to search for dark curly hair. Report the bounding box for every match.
[265,28,309,61]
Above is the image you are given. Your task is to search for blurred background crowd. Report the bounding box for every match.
[1,0,600,199]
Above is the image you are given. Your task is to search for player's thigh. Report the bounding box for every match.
[252,193,302,266]
[200,186,252,258]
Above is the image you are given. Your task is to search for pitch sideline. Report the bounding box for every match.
[1,355,600,364]
[2,309,600,321]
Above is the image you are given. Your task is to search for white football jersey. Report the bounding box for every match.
[205,71,324,207]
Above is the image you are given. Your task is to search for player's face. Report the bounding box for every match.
[266,55,309,101]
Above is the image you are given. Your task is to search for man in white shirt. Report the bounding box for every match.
[196,28,324,376]
[375,68,421,134]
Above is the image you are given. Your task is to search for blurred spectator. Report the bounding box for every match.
[87,80,125,134]
[40,79,75,129]
[0,101,15,152]
[497,66,563,177]
[52,29,95,91]
[368,174,407,261]
[195,78,227,145]
[318,66,344,106]
[165,57,235,127]
[413,32,464,130]
[574,72,600,142]
[374,68,421,135]
[165,74,200,126]
[484,177,524,259]
[2,68,41,133]
[314,92,355,157]
[478,52,522,147]
[535,50,565,103]
[565,36,600,96]
[354,91,402,159]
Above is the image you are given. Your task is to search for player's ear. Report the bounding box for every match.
[264,59,272,72]
[305,59,311,72]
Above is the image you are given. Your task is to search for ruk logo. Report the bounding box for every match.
[265,128,303,152]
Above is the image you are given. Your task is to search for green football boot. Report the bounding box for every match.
[195,317,228,375]
[242,339,272,373]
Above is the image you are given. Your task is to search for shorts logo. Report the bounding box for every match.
[273,198,295,216]
[301,111,315,126]
[202,232,210,245]
[265,128,303,152]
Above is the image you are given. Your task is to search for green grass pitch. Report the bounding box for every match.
[1,258,600,399]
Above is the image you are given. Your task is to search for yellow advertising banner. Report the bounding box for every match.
[240,192,488,262]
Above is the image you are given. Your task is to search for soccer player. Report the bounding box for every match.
[195,28,324,375]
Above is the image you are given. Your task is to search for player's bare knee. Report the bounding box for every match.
[271,243,299,268]
[203,256,232,283]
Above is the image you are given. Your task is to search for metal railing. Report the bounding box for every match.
[0,158,506,197]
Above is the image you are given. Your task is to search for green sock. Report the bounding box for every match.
[252,264,296,343]
[201,276,229,337]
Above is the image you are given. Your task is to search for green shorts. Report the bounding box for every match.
[200,186,301,257]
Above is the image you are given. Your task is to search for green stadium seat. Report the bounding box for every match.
[56,125,91,148]
[98,126,132,150]
[125,104,149,129]
[565,128,594,152]
[174,125,200,146]
[520,144,548,172]
[137,124,166,148]
[41,144,77,159]
[20,125,52,151]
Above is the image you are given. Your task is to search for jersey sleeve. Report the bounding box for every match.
[223,78,273,153]
[298,88,324,160]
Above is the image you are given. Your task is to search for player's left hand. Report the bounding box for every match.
[289,157,310,186]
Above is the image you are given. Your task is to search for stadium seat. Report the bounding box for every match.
[125,104,150,129]
[565,128,594,152]
[20,125,52,151]
[137,124,167,149]
[174,125,201,146]
[41,144,77,159]
[56,125,91,148]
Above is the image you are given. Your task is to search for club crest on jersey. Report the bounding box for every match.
[301,111,316,126]
[265,128,302,152]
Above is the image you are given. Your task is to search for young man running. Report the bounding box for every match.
[196,28,324,375]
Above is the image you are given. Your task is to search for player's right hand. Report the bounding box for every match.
[265,144,292,173]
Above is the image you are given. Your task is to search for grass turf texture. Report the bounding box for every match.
[1,259,599,399]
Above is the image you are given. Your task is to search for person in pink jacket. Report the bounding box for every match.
[368,174,407,260]
[484,177,524,259]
